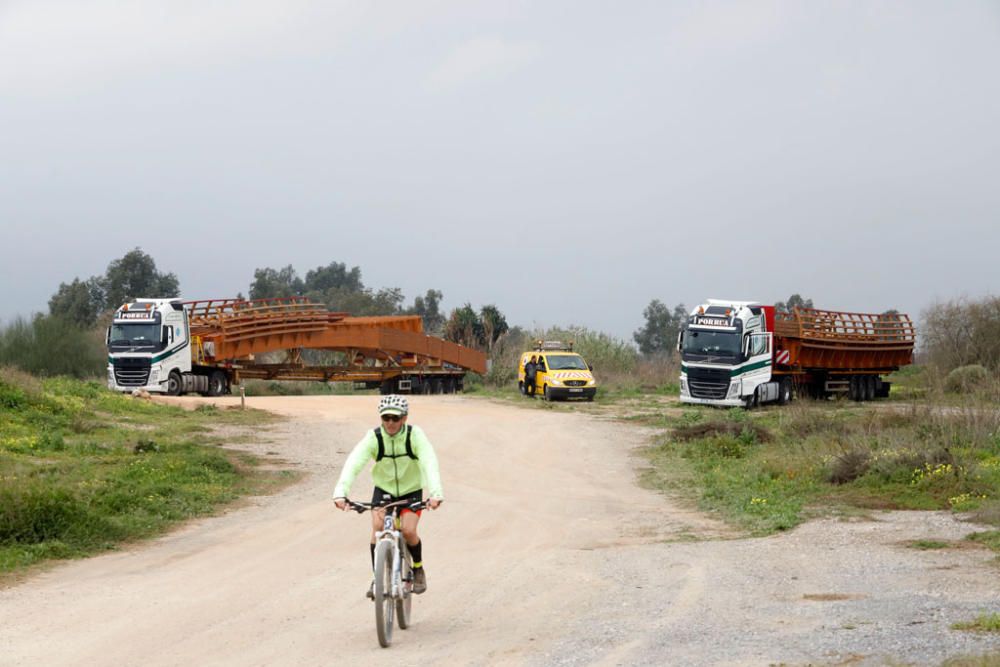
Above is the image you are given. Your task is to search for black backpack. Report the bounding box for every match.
[374,425,418,462]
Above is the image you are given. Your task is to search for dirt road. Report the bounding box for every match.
[2,396,999,666]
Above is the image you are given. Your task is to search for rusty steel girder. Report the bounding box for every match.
[184,297,487,375]
[774,307,915,372]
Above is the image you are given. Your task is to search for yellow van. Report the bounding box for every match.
[518,342,597,401]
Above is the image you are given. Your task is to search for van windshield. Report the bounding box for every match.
[547,355,588,370]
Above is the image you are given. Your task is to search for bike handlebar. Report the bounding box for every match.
[343,498,429,514]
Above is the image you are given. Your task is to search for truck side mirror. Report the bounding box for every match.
[106,327,111,345]
[676,330,684,352]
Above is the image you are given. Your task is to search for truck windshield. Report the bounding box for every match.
[682,330,741,361]
[109,323,164,351]
[547,355,589,370]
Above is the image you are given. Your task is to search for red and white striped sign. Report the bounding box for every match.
[775,349,790,365]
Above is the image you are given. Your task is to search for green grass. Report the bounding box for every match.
[631,392,1000,541]
[0,370,290,576]
[953,613,1000,633]
[909,540,951,550]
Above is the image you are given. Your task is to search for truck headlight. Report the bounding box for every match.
[726,381,740,398]
[680,378,689,396]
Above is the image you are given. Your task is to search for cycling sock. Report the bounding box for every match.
[370,542,375,569]
[409,540,422,567]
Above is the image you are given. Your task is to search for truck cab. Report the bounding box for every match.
[518,341,597,401]
[107,298,227,396]
[678,299,784,408]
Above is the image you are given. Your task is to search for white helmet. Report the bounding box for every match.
[378,394,409,416]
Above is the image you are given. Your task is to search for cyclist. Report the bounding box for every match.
[333,394,443,597]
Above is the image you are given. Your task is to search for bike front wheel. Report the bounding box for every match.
[396,542,413,629]
[373,540,395,647]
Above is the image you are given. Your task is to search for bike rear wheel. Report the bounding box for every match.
[373,540,395,647]
[396,542,413,629]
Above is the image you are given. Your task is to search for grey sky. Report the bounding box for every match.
[2,1,998,341]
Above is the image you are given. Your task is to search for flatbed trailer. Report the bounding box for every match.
[772,307,915,399]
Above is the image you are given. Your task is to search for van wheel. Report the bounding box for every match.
[543,385,550,401]
[518,381,525,395]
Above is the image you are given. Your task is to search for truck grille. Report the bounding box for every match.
[113,358,151,387]
[687,366,730,400]
[565,380,587,387]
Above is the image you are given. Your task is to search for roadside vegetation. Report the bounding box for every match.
[636,380,1000,540]
[0,367,289,577]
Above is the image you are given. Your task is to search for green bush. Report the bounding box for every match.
[946,365,991,394]
[0,485,100,544]
[0,381,27,409]
[0,316,105,379]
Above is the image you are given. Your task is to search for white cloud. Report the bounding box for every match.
[664,1,789,53]
[0,0,364,97]
[426,36,539,91]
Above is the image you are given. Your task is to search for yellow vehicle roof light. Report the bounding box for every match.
[535,340,573,351]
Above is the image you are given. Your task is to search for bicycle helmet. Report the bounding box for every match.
[378,394,409,416]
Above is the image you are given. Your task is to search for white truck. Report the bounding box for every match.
[678,298,915,408]
[106,299,227,396]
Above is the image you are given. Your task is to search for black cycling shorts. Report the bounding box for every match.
[372,487,423,515]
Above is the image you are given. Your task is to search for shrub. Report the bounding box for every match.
[0,316,105,378]
[946,365,991,394]
[0,485,89,544]
[0,381,27,409]
[827,447,871,484]
[922,295,1000,372]
[673,421,772,444]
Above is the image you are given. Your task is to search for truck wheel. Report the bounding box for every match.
[207,371,227,397]
[849,376,860,402]
[865,375,876,401]
[166,371,182,397]
[778,377,793,405]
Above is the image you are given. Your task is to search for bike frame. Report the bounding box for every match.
[376,508,406,601]
[346,497,426,647]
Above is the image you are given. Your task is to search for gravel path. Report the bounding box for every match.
[1,395,998,666]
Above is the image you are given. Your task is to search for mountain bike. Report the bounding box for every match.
[346,498,427,648]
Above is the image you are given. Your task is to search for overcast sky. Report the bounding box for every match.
[1,1,998,340]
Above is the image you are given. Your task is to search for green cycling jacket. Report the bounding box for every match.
[333,424,444,500]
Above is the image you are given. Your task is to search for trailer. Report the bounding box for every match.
[678,299,915,408]
[107,297,487,396]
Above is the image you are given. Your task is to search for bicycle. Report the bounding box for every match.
[346,498,427,648]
